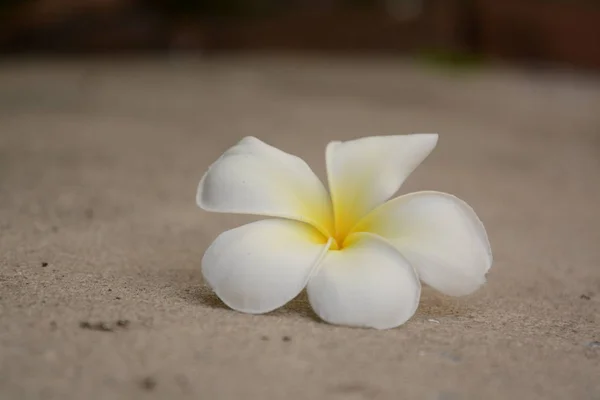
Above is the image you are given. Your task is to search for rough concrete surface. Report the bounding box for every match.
[1,56,599,400]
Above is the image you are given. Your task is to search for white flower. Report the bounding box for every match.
[197,135,492,329]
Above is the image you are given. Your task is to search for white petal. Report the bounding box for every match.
[202,219,332,314]
[326,134,438,240]
[354,191,492,296]
[198,136,334,236]
[307,233,421,329]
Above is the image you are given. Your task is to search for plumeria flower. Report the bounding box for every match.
[197,135,492,329]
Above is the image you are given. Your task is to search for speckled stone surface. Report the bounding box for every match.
[1,56,599,400]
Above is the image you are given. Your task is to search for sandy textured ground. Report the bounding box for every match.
[1,56,599,400]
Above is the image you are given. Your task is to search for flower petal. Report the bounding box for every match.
[354,191,492,296]
[198,136,334,236]
[307,233,421,329]
[326,134,438,241]
[202,219,332,314]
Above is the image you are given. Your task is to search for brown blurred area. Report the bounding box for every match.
[1,0,599,71]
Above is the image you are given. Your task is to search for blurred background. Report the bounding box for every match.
[0,0,599,70]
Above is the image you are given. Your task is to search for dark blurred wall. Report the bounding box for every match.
[477,0,600,70]
[1,0,599,71]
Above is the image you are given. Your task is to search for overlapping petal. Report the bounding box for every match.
[307,233,421,329]
[326,134,438,242]
[353,191,492,296]
[202,219,332,314]
[198,136,334,236]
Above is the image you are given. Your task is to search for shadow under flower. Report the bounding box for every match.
[184,285,320,322]
[415,286,471,319]
[180,277,471,326]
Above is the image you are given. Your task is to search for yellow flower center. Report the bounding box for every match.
[308,187,367,251]
[329,237,341,251]
[322,215,358,251]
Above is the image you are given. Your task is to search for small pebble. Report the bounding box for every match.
[428,319,440,324]
[79,321,114,332]
[41,262,48,267]
[97,323,113,332]
[587,341,600,349]
[580,294,591,300]
[116,320,130,327]
[282,336,292,342]
[141,377,157,391]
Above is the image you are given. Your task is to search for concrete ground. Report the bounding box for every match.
[0,56,599,400]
